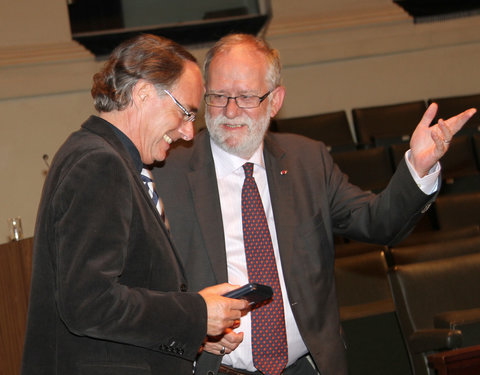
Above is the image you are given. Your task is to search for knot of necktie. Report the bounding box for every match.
[243,162,254,179]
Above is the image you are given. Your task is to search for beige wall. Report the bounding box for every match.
[1,0,480,242]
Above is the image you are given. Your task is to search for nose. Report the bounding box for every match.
[225,97,242,119]
[178,121,194,141]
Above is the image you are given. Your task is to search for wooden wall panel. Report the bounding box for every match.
[0,238,33,375]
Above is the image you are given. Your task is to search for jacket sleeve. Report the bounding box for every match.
[326,151,437,245]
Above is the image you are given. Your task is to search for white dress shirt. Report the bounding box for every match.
[211,139,439,371]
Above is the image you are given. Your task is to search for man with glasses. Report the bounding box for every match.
[21,34,248,375]
[154,33,476,375]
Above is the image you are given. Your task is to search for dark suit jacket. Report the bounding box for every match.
[154,129,436,375]
[21,116,207,375]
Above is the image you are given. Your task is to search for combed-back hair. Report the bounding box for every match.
[92,33,197,112]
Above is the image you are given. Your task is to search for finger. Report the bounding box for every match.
[223,330,244,345]
[418,102,438,129]
[228,298,250,312]
[431,127,448,156]
[444,107,477,135]
[437,118,452,143]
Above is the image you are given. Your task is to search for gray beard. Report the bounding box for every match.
[205,105,271,159]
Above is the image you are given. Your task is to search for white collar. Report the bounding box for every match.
[210,138,265,178]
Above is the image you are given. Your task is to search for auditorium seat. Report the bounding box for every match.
[332,146,394,193]
[335,251,411,375]
[394,225,480,248]
[385,235,480,267]
[434,192,480,231]
[272,110,356,151]
[352,100,427,148]
[388,253,480,375]
[429,93,480,136]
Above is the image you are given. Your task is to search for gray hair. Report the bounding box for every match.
[91,34,197,112]
[203,33,282,90]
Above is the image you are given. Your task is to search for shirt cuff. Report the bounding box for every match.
[405,149,441,195]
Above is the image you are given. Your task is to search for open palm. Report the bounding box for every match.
[409,103,476,177]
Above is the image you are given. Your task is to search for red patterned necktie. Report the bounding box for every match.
[241,162,288,375]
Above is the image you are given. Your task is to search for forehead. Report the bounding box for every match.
[173,61,204,107]
[207,46,268,92]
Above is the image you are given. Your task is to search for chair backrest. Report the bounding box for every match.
[389,253,480,375]
[273,110,355,151]
[389,252,480,334]
[335,240,386,258]
[331,146,394,192]
[435,192,480,231]
[394,225,480,248]
[473,133,480,169]
[352,100,427,147]
[387,235,480,266]
[429,93,480,136]
[390,142,410,171]
[440,135,479,181]
[335,250,391,308]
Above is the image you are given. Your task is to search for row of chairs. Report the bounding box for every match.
[272,92,480,150]
[335,229,480,375]
[330,134,480,193]
[272,93,480,237]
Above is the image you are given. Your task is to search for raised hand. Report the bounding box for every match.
[409,102,477,177]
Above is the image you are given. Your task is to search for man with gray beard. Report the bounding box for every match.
[153,33,476,375]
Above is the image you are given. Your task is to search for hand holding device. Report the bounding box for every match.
[223,283,273,305]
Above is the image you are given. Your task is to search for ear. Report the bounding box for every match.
[132,79,153,106]
[269,86,285,118]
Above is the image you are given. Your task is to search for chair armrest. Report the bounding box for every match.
[434,308,480,328]
[409,329,462,353]
[434,308,480,347]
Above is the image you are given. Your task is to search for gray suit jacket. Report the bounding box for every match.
[154,129,436,375]
[22,116,207,375]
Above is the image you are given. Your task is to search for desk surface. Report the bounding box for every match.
[428,345,480,375]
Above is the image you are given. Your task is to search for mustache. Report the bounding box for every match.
[209,114,253,128]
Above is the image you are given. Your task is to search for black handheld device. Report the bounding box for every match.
[223,283,273,305]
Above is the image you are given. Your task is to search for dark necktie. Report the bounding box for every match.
[141,168,169,229]
[241,162,288,375]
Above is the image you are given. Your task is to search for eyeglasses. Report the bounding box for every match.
[204,91,272,109]
[163,89,196,122]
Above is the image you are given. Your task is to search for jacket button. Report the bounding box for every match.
[180,283,187,292]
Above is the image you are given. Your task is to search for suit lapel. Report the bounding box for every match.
[187,132,228,283]
[263,134,296,275]
[83,116,176,247]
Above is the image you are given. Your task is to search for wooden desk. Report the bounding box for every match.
[0,238,33,375]
[428,345,480,375]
